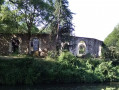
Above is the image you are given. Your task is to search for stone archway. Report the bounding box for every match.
[77,41,87,57]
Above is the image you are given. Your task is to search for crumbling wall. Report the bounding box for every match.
[0,34,103,57]
[0,34,12,55]
[0,34,56,55]
[69,36,103,57]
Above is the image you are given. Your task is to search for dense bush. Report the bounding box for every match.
[102,45,119,59]
[0,52,119,85]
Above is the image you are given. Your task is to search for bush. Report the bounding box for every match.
[0,52,119,85]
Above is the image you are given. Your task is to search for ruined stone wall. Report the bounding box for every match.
[0,34,12,55]
[0,34,56,55]
[69,36,103,57]
[0,34,103,57]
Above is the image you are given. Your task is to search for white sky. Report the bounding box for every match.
[68,0,119,41]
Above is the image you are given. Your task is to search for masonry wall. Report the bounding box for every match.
[0,34,11,55]
[0,34,56,55]
[0,34,103,57]
[69,36,103,57]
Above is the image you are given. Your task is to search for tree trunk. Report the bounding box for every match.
[56,22,59,42]
[56,21,61,55]
[27,25,31,54]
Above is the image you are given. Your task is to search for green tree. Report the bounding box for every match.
[9,0,54,39]
[52,0,73,37]
[0,5,20,33]
[104,25,119,47]
[49,0,73,54]
[0,0,4,11]
[9,0,54,53]
[0,0,4,5]
[103,24,119,59]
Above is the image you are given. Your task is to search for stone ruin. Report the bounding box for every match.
[0,34,103,57]
[69,36,103,57]
[0,34,55,56]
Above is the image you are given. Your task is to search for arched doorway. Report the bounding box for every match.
[9,35,22,54]
[29,37,41,54]
[77,41,87,56]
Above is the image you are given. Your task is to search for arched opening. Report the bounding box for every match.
[63,42,69,51]
[29,37,41,55]
[79,44,86,54]
[10,35,21,54]
[32,37,39,51]
[77,41,87,56]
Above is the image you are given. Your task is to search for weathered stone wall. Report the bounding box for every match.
[0,34,11,55]
[69,36,103,57]
[0,34,103,57]
[0,34,56,55]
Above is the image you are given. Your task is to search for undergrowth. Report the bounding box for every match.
[0,51,119,85]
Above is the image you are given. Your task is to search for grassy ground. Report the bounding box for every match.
[0,52,119,85]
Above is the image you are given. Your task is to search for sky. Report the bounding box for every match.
[68,0,119,41]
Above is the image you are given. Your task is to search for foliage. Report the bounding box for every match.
[8,0,54,38]
[102,45,119,59]
[0,0,4,7]
[0,5,20,33]
[0,52,119,85]
[103,24,119,59]
[104,25,119,47]
[6,0,55,53]
[48,0,73,36]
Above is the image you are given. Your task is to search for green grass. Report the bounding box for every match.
[0,52,119,85]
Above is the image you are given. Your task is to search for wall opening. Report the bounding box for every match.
[29,37,41,54]
[79,44,86,54]
[77,41,87,56]
[10,35,22,54]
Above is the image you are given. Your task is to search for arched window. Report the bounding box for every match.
[79,44,86,54]
[77,41,86,56]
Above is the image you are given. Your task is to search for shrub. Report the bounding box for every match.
[0,52,119,85]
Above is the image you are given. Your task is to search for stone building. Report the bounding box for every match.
[0,33,103,57]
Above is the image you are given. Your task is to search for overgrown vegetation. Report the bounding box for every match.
[0,52,119,85]
[102,24,119,59]
[0,0,119,86]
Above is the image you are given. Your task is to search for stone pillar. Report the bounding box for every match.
[18,37,22,54]
[98,45,102,57]
[18,44,21,54]
[9,42,12,54]
[39,39,42,52]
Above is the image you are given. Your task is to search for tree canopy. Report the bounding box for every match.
[8,0,54,39]
[104,24,119,48]
[0,5,20,33]
[51,0,74,35]
[0,0,4,5]
[102,24,119,59]
[0,0,73,35]
[0,0,74,54]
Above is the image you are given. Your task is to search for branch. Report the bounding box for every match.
[40,16,55,32]
[9,0,18,4]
